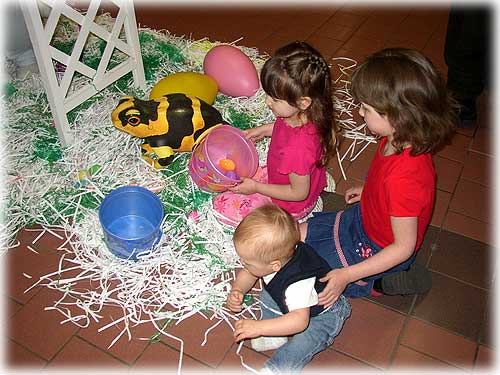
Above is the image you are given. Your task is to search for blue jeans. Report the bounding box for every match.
[260,289,351,373]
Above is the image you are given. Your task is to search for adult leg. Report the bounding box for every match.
[264,295,351,373]
[444,5,490,128]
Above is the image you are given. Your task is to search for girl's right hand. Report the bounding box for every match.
[345,185,364,204]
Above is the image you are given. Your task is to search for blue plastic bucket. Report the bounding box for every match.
[98,185,164,260]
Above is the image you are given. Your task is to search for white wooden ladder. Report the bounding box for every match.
[21,0,146,146]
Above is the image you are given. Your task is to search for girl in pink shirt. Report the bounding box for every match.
[213,41,338,226]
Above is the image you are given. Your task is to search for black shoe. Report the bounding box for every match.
[379,262,432,295]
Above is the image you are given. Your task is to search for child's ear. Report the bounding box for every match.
[270,260,282,272]
[297,96,312,111]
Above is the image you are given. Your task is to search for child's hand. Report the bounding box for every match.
[226,289,244,313]
[244,123,272,143]
[228,177,258,194]
[234,319,261,342]
[345,185,364,204]
[318,268,350,308]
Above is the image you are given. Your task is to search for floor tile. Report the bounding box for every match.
[216,342,269,373]
[433,155,462,193]
[334,176,364,197]
[436,132,472,163]
[400,318,477,370]
[132,340,209,371]
[305,35,344,61]
[5,297,23,319]
[342,145,376,182]
[418,225,440,264]
[316,21,358,41]
[479,294,494,348]
[333,298,406,369]
[431,189,452,228]
[8,287,79,361]
[320,191,346,212]
[47,336,127,368]
[470,127,494,156]
[161,312,235,368]
[443,211,493,245]
[6,228,63,304]
[449,179,492,223]
[474,345,495,370]
[351,18,398,41]
[461,151,494,187]
[341,35,387,55]
[430,230,493,289]
[390,344,463,370]
[326,10,367,29]
[364,293,415,316]
[303,347,376,372]
[76,303,157,365]
[412,272,487,341]
[5,339,47,369]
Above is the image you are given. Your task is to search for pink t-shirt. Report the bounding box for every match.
[267,117,326,216]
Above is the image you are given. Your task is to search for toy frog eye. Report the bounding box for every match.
[127,115,141,126]
[125,109,141,126]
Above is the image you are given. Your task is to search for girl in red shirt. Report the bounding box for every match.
[300,48,457,305]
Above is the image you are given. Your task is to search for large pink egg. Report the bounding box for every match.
[203,45,260,97]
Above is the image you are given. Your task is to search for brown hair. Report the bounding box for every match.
[260,41,339,166]
[233,204,300,263]
[350,48,458,155]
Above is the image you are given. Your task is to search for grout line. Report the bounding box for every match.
[330,348,384,370]
[427,268,492,292]
[7,337,49,365]
[73,335,131,366]
[157,339,215,369]
[397,342,472,371]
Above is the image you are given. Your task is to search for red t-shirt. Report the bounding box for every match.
[360,137,435,251]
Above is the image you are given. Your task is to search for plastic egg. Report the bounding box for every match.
[203,45,260,97]
[149,72,218,104]
[224,171,238,180]
[219,158,236,171]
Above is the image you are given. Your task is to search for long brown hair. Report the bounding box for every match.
[260,41,338,166]
[351,48,458,155]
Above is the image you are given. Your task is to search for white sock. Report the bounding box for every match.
[251,336,288,352]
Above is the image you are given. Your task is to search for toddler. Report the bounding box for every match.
[227,204,350,374]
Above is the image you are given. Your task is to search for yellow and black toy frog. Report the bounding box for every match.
[111,93,224,168]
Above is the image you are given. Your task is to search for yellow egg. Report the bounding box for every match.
[219,158,236,171]
[149,72,218,105]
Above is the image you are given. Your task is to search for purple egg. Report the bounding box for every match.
[224,171,238,180]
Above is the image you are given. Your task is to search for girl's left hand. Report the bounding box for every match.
[229,177,258,194]
[234,319,261,342]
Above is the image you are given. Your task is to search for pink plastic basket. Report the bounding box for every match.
[188,125,258,193]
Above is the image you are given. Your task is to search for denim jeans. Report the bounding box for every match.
[260,289,351,374]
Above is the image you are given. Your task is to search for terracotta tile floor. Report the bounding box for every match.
[5,2,495,373]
